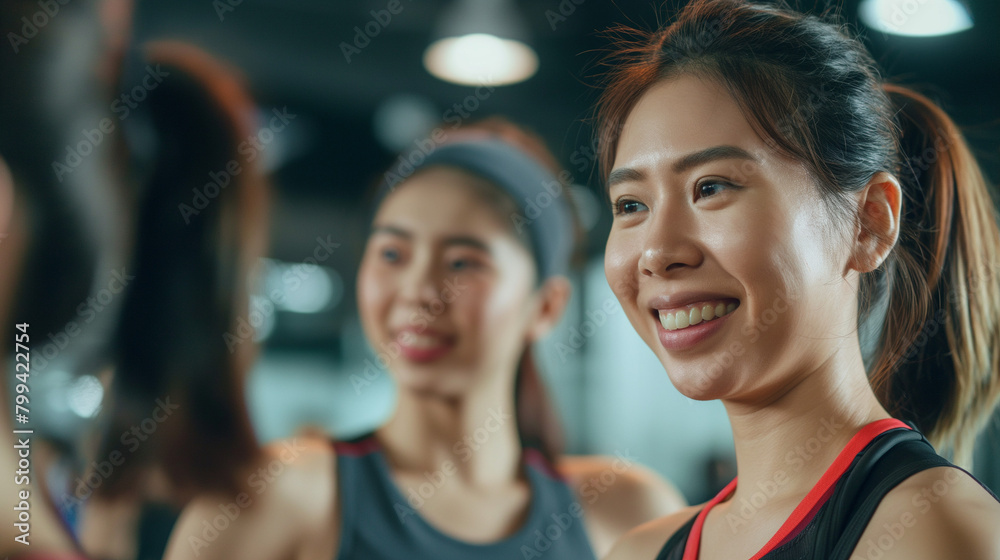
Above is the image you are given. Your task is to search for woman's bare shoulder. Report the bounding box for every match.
[557,453,687,556]
[163,434,337,560]
[602,504,703,560]
[851,466,1000,560]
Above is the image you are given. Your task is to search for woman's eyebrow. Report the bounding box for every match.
[672,145,758,174]
[607,167,645,189]
[370,224,410,238]
[608,145,759,189]
[442,236,490,253]
[371,226,490,253]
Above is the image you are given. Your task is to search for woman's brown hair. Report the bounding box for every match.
[97,42,268,499]
[594,0,1000,466]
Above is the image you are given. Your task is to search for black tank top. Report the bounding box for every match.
[655,419,999,560]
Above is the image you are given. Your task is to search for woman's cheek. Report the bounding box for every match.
[357,262,391,323]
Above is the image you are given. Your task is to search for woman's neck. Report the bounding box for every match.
[376,378,523,487]
[721,341,890,510]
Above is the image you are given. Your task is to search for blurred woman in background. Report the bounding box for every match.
[596,1,1000,559]
[166,118,686,560]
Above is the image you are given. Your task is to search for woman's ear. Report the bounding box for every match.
[526,275,572,342]
[847,171,902,274]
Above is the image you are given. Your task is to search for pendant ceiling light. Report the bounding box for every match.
[859,0,973,37]
[424,0,539,87]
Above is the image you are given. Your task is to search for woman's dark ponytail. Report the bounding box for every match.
[868,84,1000,466]
[97,43,268,499]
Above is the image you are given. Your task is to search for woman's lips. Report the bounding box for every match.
[395,329,455,363]
[653,300,739,352]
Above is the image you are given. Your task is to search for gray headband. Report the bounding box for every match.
[376,138,574,279]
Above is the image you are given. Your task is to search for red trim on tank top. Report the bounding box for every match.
[12,555,91,560]
[523,447,566,482]
[333,436,381,457]
[682,418,911,560]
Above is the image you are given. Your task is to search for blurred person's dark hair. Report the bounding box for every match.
[0,0,131,361]
[0,0,133,557]
[94,41,269,501]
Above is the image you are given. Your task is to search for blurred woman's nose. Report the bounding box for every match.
[397,250,443,306]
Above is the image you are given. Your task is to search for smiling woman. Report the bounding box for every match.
[596,1,1000,560]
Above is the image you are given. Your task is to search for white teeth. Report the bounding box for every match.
[400,333,447,348]
[658,300,739,332]
[701,304,715,321]
[689,307,702,325]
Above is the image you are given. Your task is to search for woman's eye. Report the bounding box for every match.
[380,247,401,262]
[697,181,733,199]
[614,199,648,215]
[449,258,479,271]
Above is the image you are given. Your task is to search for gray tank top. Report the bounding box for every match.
[333,434,598,559]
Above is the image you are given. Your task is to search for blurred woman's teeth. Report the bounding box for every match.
[401,334,448,347]
[658,300,739,331]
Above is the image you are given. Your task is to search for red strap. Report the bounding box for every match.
[682,478,738,560]
[11,555,90,560]
[682,418,910,560]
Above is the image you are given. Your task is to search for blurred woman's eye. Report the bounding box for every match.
[380,247,401,262]
[448,257,481,271]
[612,198,648,216]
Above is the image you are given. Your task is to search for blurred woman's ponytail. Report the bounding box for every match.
[867,85,1000,466]
[97,42,268,499]
[515,349,565,464]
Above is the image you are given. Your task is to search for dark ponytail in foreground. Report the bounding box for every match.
[595,0,1000,466]
[97,42,268,499]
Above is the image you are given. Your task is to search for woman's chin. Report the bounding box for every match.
[664,366,736,401]
[395,369,467,399]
